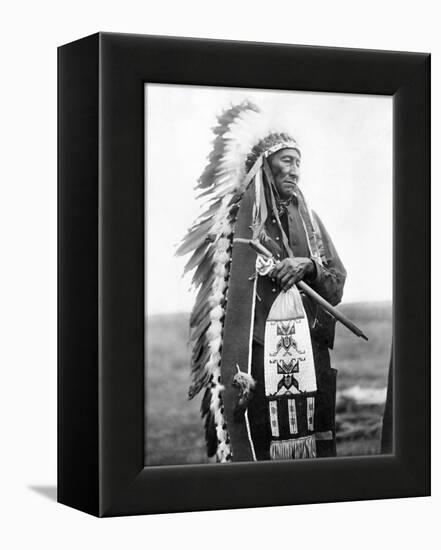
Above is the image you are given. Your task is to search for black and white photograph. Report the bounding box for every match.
[145,84,393,466]
[1,0,437,541]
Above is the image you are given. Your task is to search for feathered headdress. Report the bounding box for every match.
[176,101,300,462]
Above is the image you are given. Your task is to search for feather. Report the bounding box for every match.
[176,217,214,256]
[189,373,212,400]
[177,100,265,459]
[196,182,234,200]
[188,380,206,401]
[183,241,212,274]
[191,252,215,286]
[190,315,211,345]
[204,407,218,457]
[192,273,216,305]
[198,100,259,190]
[203,197,223,217]
[190,302,212,330]
[191,338,206,363]
[200,386,212,416]
[189,336,206,366]
[189,373,210,400]
[191,346,211,375]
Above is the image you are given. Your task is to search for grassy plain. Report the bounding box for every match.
[145,301,392,465]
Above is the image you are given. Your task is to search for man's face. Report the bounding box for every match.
[268,148,301,199]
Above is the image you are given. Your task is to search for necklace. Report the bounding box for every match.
[276,194,297,216]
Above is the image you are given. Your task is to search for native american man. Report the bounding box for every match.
[177,101,346,462]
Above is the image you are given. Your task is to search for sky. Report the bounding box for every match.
[145,84,393,316]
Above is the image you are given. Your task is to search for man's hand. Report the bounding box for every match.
[271,257,315,292]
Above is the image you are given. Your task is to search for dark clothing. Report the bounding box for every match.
[253,201,347,348]
[249,198,346,458]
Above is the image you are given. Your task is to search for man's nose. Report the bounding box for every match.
[289,163,299,177]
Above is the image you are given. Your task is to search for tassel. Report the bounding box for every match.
[232,364,256,417]
[232,365,256,399]
[269,435,317,460]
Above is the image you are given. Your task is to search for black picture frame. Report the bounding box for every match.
[58,32,430,517]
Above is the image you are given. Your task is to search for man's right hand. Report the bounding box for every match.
[271,257,315,292]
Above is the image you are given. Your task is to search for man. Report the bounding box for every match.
[178,101,346,462]
[247,144,346,460]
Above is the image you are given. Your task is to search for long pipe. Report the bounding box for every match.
[242,238,368,341]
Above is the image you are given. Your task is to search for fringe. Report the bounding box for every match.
[270,435,317,460]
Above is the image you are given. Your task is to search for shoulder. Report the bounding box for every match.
[311,209,327,233]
